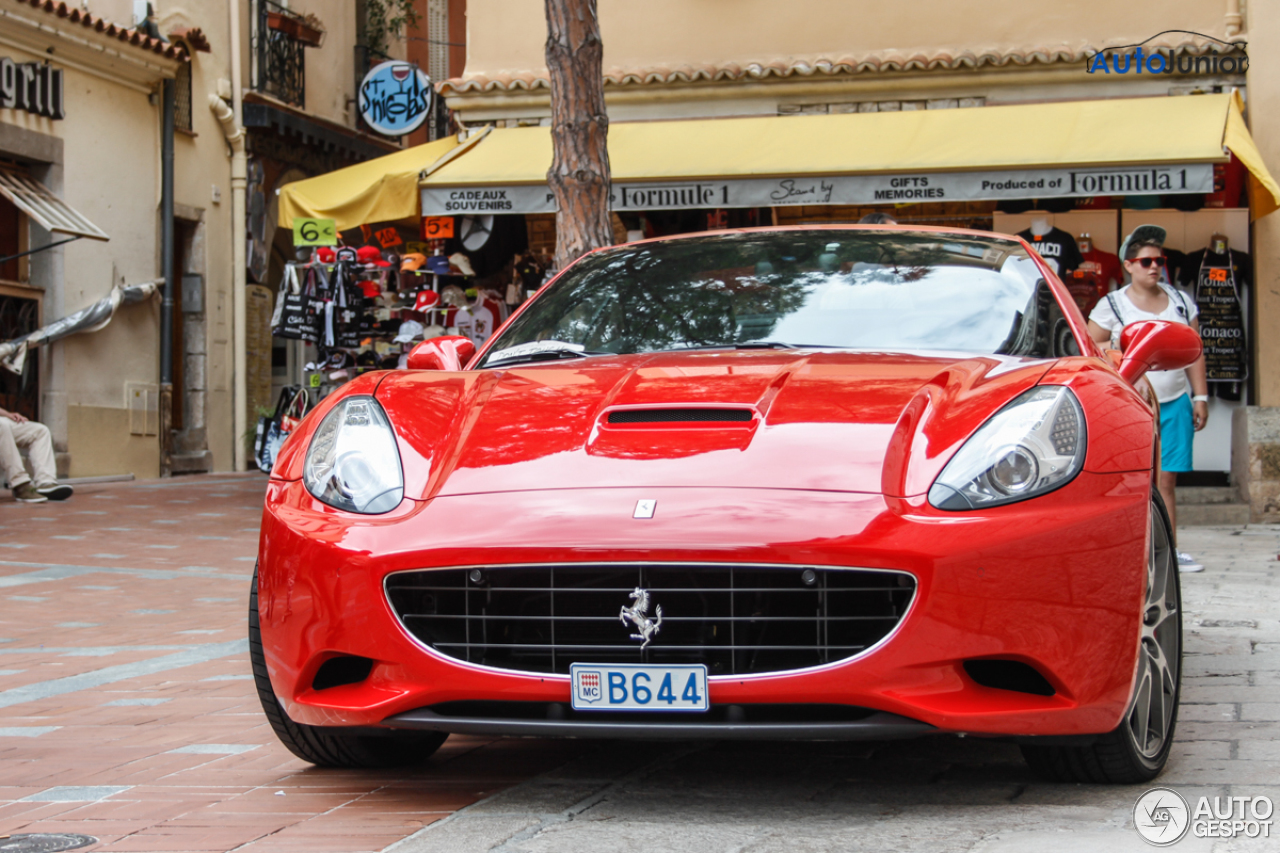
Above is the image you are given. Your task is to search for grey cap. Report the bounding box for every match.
[1119,224,1167,260]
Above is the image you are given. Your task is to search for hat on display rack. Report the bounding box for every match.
[448,253,476,277]
[393,319,425,343]
[413,290,440,312]
[401,252,428,272]
[356,245,383,264]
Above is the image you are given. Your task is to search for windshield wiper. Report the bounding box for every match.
[734,340,799,349]
[484,340,612,368]
[678,340,808,351]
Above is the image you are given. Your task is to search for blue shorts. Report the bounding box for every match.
[1160,394,1194,473]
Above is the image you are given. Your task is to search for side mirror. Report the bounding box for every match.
[406,336,477,371]
[1117,320,1202,386]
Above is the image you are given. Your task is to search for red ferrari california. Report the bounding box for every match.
[253,226,1201,783]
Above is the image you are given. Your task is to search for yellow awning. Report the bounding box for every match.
[276,135,459,230]
[420,93,1280,219]
[1224,91,1280,219]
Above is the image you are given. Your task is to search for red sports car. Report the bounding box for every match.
[252,226,1201,783]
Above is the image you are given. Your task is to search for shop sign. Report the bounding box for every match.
[421,163,1216,215]
[358,61,432,137]
[0,59,65,120]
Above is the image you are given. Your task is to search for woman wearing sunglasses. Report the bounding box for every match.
[1087,224,1210,573]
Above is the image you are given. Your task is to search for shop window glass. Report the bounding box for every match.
[0,195,18,282]
[0,294,38,419]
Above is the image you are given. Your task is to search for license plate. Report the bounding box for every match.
[570,663,709,712]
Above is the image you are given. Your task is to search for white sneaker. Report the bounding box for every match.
[1177,551,1204,573]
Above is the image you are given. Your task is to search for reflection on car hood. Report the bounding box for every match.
[376,350,1056,500]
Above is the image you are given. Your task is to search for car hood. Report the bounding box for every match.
[376,350,1056,500]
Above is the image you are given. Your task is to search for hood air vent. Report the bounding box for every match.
[608,408,753,424]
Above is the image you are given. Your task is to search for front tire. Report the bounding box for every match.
[1021,491,1181,783]
[249,566,447,768]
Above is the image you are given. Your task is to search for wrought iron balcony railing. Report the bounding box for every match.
[253,1,307,108]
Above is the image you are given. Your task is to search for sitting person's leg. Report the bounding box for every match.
[0,416,44,502]
[13,420,71,500]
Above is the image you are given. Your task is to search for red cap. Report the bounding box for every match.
[356,245,382,263]
[316,247,336,263]
[358,280,382,298]
[413,290,440,312]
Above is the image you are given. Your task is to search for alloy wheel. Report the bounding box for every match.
[1126,502,1180,759]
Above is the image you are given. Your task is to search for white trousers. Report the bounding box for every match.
[0,417,57,488]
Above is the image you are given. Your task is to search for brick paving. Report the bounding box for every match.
[0,474,587,853]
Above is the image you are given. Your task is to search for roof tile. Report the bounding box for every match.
[441,38,1235,95]
[18,0,190,62]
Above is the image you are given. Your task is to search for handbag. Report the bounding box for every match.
[273,265,321,343]
[328,262,362,349]
[279,388,309,434]
[254,385,309,473]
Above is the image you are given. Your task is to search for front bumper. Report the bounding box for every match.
[257,471,1150,738]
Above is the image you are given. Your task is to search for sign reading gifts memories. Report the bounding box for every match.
[422,163,1216,215]
[0,59,65,119]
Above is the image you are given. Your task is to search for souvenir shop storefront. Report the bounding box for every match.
[277,92,1279,478]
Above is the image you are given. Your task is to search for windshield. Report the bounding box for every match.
[478,230,1080,367]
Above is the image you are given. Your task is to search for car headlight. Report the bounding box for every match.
[928,386,1086,511]
[303,396,404,514]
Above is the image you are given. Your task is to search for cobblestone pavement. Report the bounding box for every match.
[2,477,1277,852]
[0,475,588,853]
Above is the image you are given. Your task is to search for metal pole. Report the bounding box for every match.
[159,76,175,476]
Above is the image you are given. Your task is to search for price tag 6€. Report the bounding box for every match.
[293,218,338,247]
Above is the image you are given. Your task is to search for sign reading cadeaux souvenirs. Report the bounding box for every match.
[422,163,1216,215]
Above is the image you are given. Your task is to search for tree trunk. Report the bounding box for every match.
[544,0,612,271]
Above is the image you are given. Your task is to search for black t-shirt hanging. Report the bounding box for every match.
[1181,247,1250,394]
[1017,227,1084,277]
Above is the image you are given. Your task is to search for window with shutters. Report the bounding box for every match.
[174,62,193,132]
[427,0,449,85]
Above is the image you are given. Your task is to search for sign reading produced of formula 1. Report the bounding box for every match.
[358,61,432,137]
[421,163,1215,215]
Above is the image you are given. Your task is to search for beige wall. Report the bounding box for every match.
[464,0,1232,80]
[1248,2,1280,407]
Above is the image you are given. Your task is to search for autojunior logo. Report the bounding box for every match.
[1135,788,1275,844]
[1088,30,1248,76]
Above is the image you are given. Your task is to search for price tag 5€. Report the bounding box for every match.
[293,218,338,247]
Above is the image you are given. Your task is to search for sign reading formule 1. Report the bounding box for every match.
[358,61,432,137]
[422,164,1215,215]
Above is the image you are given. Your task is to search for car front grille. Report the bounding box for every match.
[385,563,915,676]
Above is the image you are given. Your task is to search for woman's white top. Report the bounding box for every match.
[1088,283,1198,403]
